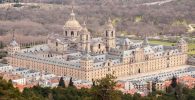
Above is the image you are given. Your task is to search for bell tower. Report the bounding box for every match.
[80,53,93,81]
[80,22,91,53]
[104,17,116,51]
[177,38,188,53]
[7,32,20,56]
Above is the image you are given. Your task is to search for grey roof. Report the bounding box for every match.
[9,40,19,47]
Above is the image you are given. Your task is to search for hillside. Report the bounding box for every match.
[0,0,195,36]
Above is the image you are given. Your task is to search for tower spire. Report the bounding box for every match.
[142,33,149,46]
[108,17,112,24]
[81,20,89,33]
[12,29,15,41]
[83,21,86,28]
[70,0,75,20]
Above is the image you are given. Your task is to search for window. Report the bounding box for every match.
[106,31,108,37]
[111,31,113,37]
[138,69,141,73]
[56,42,58,46]
[65,31,67,36]
[98,44,101,49]
[71,31,74,36]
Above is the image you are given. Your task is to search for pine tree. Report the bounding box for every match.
[92,79,95,87]
[0,41,3,49]
[68,77,74,87]
[58,77,65,88]
[171,76,177,88]
[91,74,121,100]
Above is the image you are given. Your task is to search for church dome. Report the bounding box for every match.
[64,9,81,29]
[64,20,81,29]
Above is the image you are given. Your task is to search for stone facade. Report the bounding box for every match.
[7,8,188,81]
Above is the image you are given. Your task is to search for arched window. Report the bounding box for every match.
[56,42,58,46]
[106,31,108,37]
[138,69,141,73]
[86,35,88,41]
[80,35,82,41]
[71,31,74,36]
[98,44,101,49]
[65,31,67,36]
[111,31,113,37]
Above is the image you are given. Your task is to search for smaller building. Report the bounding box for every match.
[0,63,13,73]
[3,73,26,85]
[179,76,195,89]
[188,57,195,65]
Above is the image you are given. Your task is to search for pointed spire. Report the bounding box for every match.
[70,0,75,20]
[12,29,15,41]
[106,17,114,30]
[83,21,86,28]
[108,17,112,24]
[10,29,19,46]
[81,21,89,33]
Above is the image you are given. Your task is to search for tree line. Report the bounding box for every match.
[0,75,195,100]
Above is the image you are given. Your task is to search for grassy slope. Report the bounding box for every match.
[149,40,175,46]
[149,40,195,55]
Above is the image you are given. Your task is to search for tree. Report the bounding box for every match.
[171,76,177,88]
[92,79,95,87]
[68,77,74,87]
[58,77,65,88]
[1,58,8,64]
[0,41,4,49]
[133,93,141,100]
[91,74,122,100]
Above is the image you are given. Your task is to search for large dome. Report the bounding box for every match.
[64,9,81,29]
[64,19,81,29]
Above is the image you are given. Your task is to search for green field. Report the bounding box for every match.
[149,40,175,46]
[188,43,195,55]
[149,40,195,55]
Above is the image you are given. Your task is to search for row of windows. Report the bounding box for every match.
[65,31,78,36]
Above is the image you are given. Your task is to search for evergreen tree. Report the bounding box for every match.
[91,74,122,100]
[68,77,74,87]
[58,77,65,88]
[171,76,177,88]
[92,79,95,87]
[0,41,4,49]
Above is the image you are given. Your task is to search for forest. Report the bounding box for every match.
[0,0,194,37]
[0,74,195,100]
